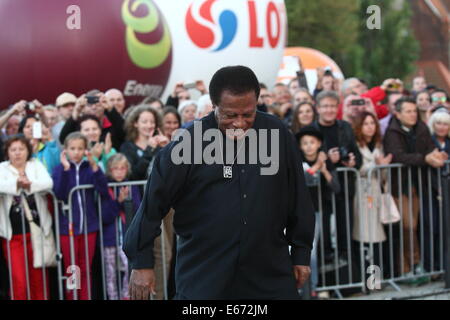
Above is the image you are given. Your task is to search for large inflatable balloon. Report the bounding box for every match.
[0,0,287,108]
[277,47,345,93]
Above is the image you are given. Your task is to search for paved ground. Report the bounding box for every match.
[344,281,450,300]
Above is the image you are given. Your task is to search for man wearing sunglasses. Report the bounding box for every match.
[431,89,449,109]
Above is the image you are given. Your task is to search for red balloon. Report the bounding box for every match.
[0,0,172,108]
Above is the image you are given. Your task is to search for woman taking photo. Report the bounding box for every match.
[0,136,54,300]
[121,106,169,181]
[19,115,60,175]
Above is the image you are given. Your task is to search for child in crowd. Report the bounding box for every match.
[52,132,111,300]
[78,115,116,172]
[296,126,340,298]
[103,154,141,300]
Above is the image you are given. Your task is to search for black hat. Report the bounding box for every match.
[295,126,323,143]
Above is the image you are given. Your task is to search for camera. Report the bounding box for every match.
[25,102,36,111]
[183,82,197,90]
[387,83,401,90]
[350,99,366,106]
[339,147,350,162]
[32,121,42,139]
[86,96,100,105]
[324,69,333,76]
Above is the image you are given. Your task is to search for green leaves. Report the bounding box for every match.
[285,0,419,86]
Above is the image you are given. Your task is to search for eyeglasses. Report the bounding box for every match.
[319,104,338,109]
[432,97,447,103]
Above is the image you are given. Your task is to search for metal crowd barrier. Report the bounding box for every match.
[0,180,174,300]
[308,167,366,298]
[62,180,173,300]
[308,162,450,299]
[0,191,62,300]
[2,163,449,300]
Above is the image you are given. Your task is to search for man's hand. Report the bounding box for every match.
[129,269,156,300]
[280,103,293,117]
[73,94,86,120]
[172,82,185,98]
[426,149,447,168]
[342,152,356,168]
[12,100,27,115]
[33,99,44,115]
[100,94,113,113]
[328,148,340,164]
[195,80,207,94]
[293,265,311,289]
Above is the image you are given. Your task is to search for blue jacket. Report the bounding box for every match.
[102,184,141,247]
[52,160,112,236]
[34,140,60,175]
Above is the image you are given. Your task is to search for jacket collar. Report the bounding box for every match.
[69,159,89,169]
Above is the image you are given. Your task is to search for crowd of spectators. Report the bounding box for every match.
[0,71,449,300]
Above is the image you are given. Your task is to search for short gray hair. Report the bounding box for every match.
[341,78,359,96]
[316,91,340,106]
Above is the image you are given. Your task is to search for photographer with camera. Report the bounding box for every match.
[339,78,403,120]
[58,90,126,151]
[165,81,208,109]
[311,91,362,274]
[16,100,60,175]
[341,94,376,126]
[0,102,26,134]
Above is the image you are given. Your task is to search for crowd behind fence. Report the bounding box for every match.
[0,162,449,300]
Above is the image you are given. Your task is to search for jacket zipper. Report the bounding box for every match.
[75,163,84,234]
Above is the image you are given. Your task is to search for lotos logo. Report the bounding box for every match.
[122,0,172,68]
[186,0,238,52]
[186,0,283,52]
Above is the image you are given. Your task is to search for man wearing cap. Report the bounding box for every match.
[53,92,77,146]
[58,90,126,150]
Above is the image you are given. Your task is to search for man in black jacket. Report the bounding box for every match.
[312,91,362,275]
[124,66,315,300]
[58,90,125,150]
[384,97,447,277]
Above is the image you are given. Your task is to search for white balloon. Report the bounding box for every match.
[155,0,287,100]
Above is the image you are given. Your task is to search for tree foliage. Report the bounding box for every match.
[285,0,420,86]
